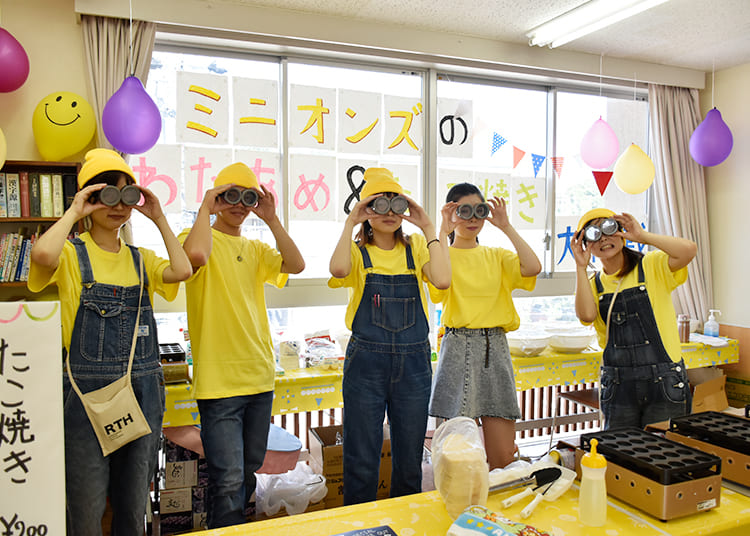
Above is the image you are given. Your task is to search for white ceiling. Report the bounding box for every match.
[235,0,750,72]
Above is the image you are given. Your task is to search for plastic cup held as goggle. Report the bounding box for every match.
[222,187,259,207]
[456,203,490,220]
[583,217,619,242]
[370,195,408,215]
[92,184,141,206]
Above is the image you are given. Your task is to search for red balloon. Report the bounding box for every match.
[0,28,30,93]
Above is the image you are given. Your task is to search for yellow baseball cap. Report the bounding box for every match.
[78,148,135,188]
[214,162,259,190]
[577,208,615,232]
[360,167,403,199]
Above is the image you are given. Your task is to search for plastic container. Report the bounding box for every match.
[704,309,721,337]
[579,438,607,527]
[506,330,550,357]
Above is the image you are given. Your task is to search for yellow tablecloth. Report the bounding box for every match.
[193,483,750,536]
[163,339,738,428]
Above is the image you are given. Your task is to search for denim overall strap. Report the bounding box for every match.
[68,238,158,379]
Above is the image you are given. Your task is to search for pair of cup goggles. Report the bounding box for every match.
[583,217,621,242]
[456,202,490,220]
[221,186,259,207]
[369,195,408,215]
[89,184,141,206]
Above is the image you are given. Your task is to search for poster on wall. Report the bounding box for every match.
[381,163,419,201]
[509,176,545,230]
[176,72,230,145]
[1,302,64,535]
[383,95,423,156]
[183,147,233,211]
[336,158,378,219]
[337,90,382,155]
[233,77,279,148]
[437,98,473,158]
[289,154,336,221]
[289,85,336,151]
[128,145,183,215]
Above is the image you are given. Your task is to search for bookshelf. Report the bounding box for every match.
[0,159,81,293]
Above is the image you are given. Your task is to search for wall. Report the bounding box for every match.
[0,0,94,161]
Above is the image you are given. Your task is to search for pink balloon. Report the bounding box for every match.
[580,117,619,169]
[0,28,30,93]
[689,108,733,167]
[102,76,162,154]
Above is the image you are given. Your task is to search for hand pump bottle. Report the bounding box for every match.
[704,309,721,337]
[579,438,607,527]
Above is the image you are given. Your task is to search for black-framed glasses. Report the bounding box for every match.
[369,195,408,215]
[583,218,620,242]
[221,187,259,207]
[456,203,490,220]
[90,185,141,206]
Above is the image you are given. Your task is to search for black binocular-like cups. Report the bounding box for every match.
[369,195,408,215]
[583,217,620,242]
[456,203,490,220]
[221,187,259,207]
[90,184,141,206]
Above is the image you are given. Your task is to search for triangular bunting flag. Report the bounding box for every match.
[531,153,545,178]
[512,146,526,169]
[191,411,200,421]
[491,132,507,155]
[315,398,323,406]
[593,171,614,195]
[551,156,565,178]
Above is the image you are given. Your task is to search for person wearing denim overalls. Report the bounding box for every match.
[428,183,541,470]
[572,209,697,430]
[28,149,192,535]
[329,168,452,505]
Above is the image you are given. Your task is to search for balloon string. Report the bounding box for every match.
[128,0,134,76]
[711,59,715,109]
[599,54,603,98]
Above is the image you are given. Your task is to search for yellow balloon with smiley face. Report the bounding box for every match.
[32,91,96,161]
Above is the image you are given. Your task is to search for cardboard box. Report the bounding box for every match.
[308,424,392,507]
[160,487,192,514]
[725,374,750,406]
[165,460,198,489]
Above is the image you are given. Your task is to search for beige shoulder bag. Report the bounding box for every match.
[65,256,152,457]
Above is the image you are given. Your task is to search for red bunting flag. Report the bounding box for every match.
[551,157,564,178]
[593,171,614,195]
[512,146,526,169]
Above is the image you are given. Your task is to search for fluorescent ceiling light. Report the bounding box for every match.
[526,0,670,48]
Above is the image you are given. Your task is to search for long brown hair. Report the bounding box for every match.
[617,247,645,278]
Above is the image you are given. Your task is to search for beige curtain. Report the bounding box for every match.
[648,84,713,326]
[81,15,156,244]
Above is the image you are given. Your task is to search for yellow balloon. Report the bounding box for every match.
[0,127,6,169]
[32,91,96,161]
[613,143,655,195]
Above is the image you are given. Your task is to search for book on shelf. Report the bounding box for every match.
[62,173,77,211]
[13,238,29,282]
[52,173,64,217]
[19,171,30,218]
[1,232,19,281]
[6,173,21,217]
[0,173,7,217]
[39,173,53,218]
[29,172,42,217]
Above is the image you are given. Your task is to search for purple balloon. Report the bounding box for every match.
[102,76,162,154]
[0,28,30,93]
[689,108,733,167]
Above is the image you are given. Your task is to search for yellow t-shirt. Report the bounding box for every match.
[585,250,687,363]
[328,234,431,331]
[27,232,179,352]
[428,245,536,330]
[179,228,288,399]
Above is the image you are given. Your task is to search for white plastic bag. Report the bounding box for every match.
[255,462,327,516]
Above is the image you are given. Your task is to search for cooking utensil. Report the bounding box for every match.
[488,466,561,494]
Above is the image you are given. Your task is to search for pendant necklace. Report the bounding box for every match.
[236,239,246,262]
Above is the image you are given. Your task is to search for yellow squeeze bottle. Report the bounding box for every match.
[579,438,607,527]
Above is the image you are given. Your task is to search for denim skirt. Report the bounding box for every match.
[429,327,521,420]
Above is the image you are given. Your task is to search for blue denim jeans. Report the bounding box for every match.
[63,370,164,536]
[197,392,273,528]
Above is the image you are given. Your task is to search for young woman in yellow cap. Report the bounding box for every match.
[180,162,304,528]
[28,148,192,535]
[428,183,541,470]
[572,209,697,430]
[329,167,452,505]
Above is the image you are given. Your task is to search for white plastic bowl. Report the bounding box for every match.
[548,330,594,353]
[506,331,551,357]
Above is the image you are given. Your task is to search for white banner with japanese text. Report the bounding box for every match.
[1,302,64,535]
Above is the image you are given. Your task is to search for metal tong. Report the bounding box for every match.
[488,466,562,494]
